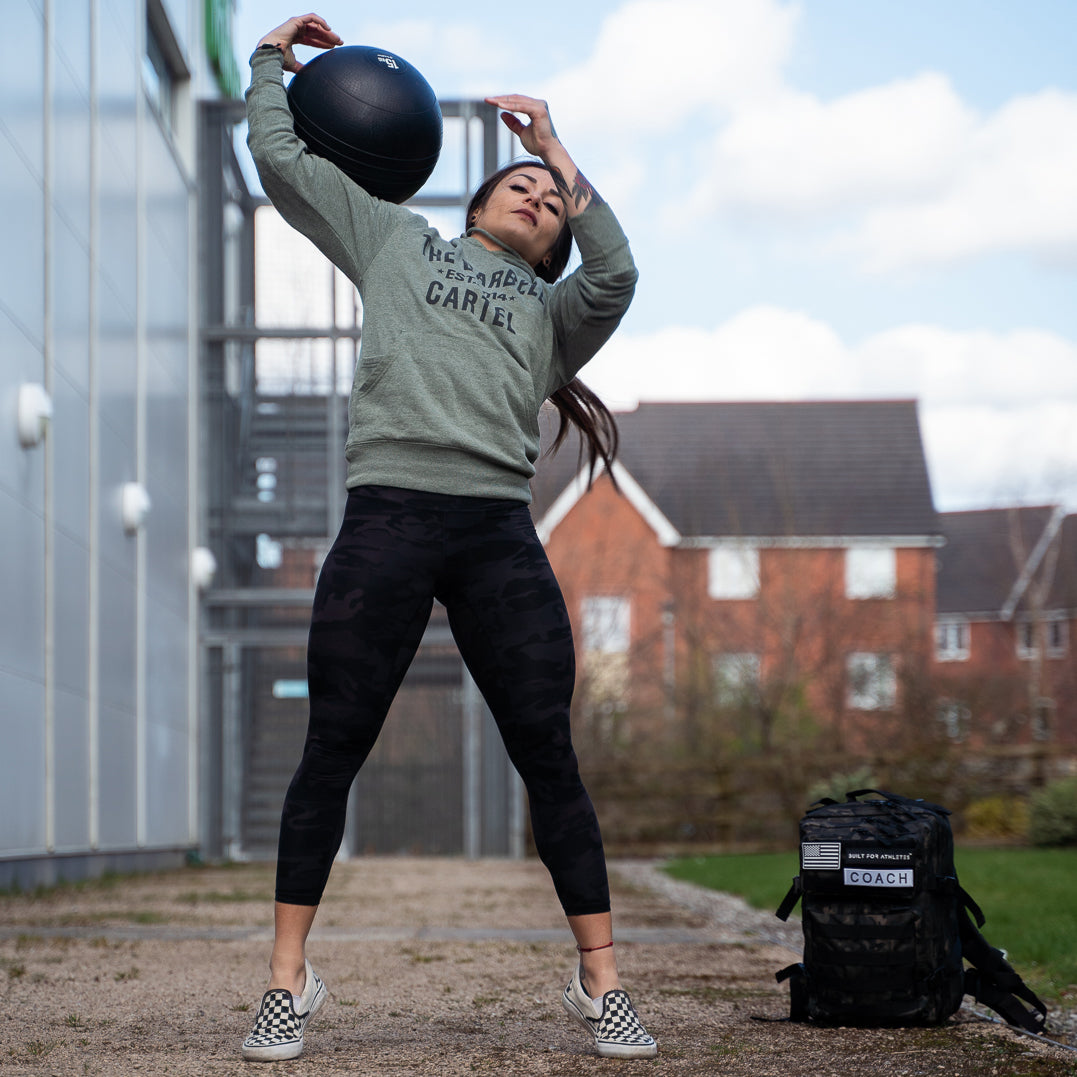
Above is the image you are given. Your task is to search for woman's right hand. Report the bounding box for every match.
[257,13,343,73]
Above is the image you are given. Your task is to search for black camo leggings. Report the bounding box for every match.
[274,485,610,917]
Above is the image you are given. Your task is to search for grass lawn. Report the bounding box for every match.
[663,847,1077,1002]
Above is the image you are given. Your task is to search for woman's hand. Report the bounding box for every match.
[484,95,561,159]
[257,13,343,73]
[486,93,604,219]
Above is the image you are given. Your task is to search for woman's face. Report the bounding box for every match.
[470,168,564,269]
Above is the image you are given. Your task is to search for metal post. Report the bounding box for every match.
[508,769,526,860]
[463,669,483,858]
[221,641,243,859]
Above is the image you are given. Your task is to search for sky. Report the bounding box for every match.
[233,0,1077,513]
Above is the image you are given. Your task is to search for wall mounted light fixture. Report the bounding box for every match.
[17,383,53,448]
[191,546,218,590]
[121,482,152,534]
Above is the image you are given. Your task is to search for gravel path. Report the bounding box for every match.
[0,856,1073,1076]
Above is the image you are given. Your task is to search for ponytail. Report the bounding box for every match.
[466,161,621,490]
[546,378,620,491]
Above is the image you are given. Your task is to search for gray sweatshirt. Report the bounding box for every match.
[246,48,638,502]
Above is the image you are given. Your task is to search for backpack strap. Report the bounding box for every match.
[959,905,1048,1033]
[958,883,986,928]
[775,876,802,922]
[775,962,809,1022]
[845,788,952,816]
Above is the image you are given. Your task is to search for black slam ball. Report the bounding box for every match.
[286,46,443,204]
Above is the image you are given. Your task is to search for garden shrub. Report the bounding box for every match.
[963,795,1028,840]
[1028,777,1077,847]
[806,766,878,807]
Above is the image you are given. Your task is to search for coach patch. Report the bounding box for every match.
[843,867,914,888]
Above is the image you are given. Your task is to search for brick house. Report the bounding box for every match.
[934,506,1077,749]
[530,400,943,758]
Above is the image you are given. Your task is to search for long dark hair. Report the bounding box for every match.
[466,159,619,488]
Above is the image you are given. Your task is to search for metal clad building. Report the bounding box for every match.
[0,0,234,889]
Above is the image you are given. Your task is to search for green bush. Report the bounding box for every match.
[806,766,878,807]
[1028,777,1077,847]
[963,795,1028,840]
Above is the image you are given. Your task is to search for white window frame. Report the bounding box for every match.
[581,596,631,655]
[1017,616,1070,661]
[1032,698,1055,742]
[1016,620,1037,660]
[845,546,896,599]
[1047,617,1068,659]
[713,653,761,708]
[934,618,970,662]
[846,652,897,710]
[936,699,971,741]
[708,545,760,600]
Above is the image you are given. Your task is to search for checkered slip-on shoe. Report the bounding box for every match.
[242,958,327,1061]
[561,966,657,1058]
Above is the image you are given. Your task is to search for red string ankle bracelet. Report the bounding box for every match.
[576,941,614,953]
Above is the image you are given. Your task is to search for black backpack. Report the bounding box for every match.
[774,789,1047,1032]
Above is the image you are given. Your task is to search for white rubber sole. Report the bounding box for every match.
[561,984,658,1059]
[242,974,327,1062]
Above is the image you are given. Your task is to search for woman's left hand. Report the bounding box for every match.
[257,13,342,73]
[485,95,561,158]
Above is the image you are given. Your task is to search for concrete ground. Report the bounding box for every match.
[0,857,1073,1076]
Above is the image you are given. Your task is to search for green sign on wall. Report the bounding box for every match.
[206,0,241,98]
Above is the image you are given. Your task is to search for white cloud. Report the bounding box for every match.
[582,307,1077,508]
[682,74,1077,269]
[542,0,796,161]
[586,307,1077,408]
[545,0,798,139]
[921,402,1077,509]
[678,72,1077,270]
[694,74,975,217]
[853,89,1077,270]
[856,325,1077,407]
[580,306,848,408]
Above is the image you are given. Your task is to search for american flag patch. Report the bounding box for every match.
[801,842,841,869]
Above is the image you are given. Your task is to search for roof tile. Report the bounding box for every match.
[533,400,940,540]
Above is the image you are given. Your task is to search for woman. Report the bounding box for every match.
[242,13,655,1062]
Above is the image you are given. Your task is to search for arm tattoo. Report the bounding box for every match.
[549,165,606,210]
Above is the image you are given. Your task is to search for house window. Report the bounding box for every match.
[845,547,896,599]
[935,618,970,662]
[936,699,970,741]
[846,653,896,710]
[708,546,759,599]
[1047,618,1068,658]
[1014,619,1068,660]
[1017,618,1068,660]
[581,596,630,654]
[1032,699,1055,742]
[1016,620,1036,659]
[714,653,761,708]
[580,596,631,730]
